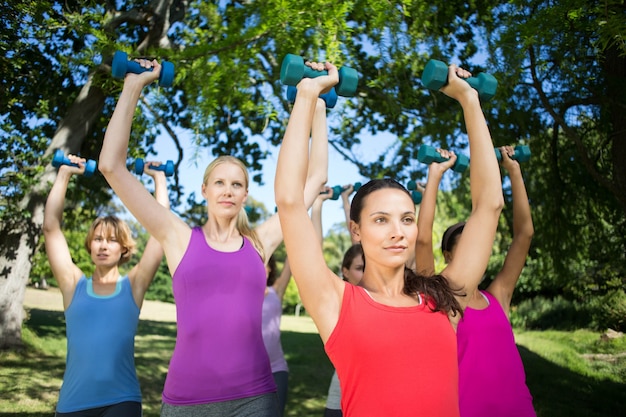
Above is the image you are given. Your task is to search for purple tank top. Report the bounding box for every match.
[457,290,536,417]
[162,227,276,405]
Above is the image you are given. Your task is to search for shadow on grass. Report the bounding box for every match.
[520,345,624,417]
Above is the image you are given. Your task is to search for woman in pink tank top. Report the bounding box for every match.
[275,60,504,417]
[415,145,536,416]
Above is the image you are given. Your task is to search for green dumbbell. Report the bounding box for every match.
[280,54,359,97]
[495,145,531,163]
[421,59,497,101]
[406,181,423,204]
[417,145,469,173]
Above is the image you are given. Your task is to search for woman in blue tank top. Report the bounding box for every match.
[44,157,169,416]
[98,57,329,416]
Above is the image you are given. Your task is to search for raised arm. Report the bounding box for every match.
[127,163,170,307]
[256,91,330,260]
[440,65,504,318]
[43,161,88,307]
[414,152,457,275]
[275,62,341,343]
[487,146,533,315]
[272,257,292,301]
[340,185,358,244]
[311,188,332,245]
[98,59,190,274]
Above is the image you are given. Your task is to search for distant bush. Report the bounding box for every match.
[511,290,626,332]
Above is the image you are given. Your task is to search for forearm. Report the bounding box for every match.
[460,94,502,209]
[509,167,533,238]
[99,81,144,174]
[311,199,324,244]
[43,171,71,232]
[275,88,318,208]
[303,100,329,208]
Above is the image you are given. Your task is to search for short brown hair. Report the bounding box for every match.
[84,216,137,266]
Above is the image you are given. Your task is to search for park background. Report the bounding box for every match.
[1,0,625,415]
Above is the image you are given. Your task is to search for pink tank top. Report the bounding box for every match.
[457,290,536,417]
[262,286,288,373]
[162,227,276,405]
[325,284,460,417]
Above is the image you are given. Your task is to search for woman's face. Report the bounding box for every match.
[352,188,417,269]
[202,162,248,216]
[342,254,365,285]
[89,224,124,267]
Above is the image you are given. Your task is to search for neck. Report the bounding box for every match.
[92,266,120,283]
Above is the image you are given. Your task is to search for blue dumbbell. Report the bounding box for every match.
[52,150,96,177]
[134,158,174,177]
[280,54,359,97]
[495,145,531,163]
[111,51,175,87]
[406,181,423,204]
[286,85,338,108]
[418,145,469,173]
[421,59,498,102]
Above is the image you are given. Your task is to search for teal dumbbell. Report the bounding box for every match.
[321,182,362,200]
[52,150,96,177]
[134,158,174,177]
[406,180,423,204]
[421,59,497,102]
[111,51,175,87]
[286,85,338,108]
[495,145,531,163]
[417,145,469,173]
[280,54,359,97]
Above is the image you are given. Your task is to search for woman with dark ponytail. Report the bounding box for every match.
[275,60,503,417]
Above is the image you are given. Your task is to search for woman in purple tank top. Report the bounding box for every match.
[415,145,536,416]
[99,56,329,417]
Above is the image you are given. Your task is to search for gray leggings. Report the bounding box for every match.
[160,393,279,417]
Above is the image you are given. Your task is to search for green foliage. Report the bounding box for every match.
[511,290,626,332]
[2,0,625,336]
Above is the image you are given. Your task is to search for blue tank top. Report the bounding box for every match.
[56,276,141,412]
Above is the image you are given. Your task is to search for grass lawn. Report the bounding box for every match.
[1,308,625,416]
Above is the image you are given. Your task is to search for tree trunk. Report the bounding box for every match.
[0,75,105,349]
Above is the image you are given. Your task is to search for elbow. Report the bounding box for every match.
[98,157,115,177]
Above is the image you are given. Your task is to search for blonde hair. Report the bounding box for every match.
[203,156,265,261]
[85,216,137,266]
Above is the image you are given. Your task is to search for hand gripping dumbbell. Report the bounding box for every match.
[52,150,97,177]
[286,85,338,108]
[406,180,423,205]
[134,158,175,177]
[280,54,359,97]
[421,59,497,102]
[495,145,531,163]
[417,145,469,173]
[321,182,362,200]
[111,51,175,87]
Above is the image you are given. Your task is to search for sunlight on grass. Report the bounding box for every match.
[2,309,625,417]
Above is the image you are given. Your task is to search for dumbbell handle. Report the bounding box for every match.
[417,145,469,173]
[111,51,175,87]
[134,159,175,177]
[52,150,96,177]
[286,85,337,108]
[320,183,362,200]
[495,145,531,162]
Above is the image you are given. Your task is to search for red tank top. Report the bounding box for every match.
[325,284,460,417]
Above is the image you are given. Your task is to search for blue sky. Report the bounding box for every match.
[152,126,395,235]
